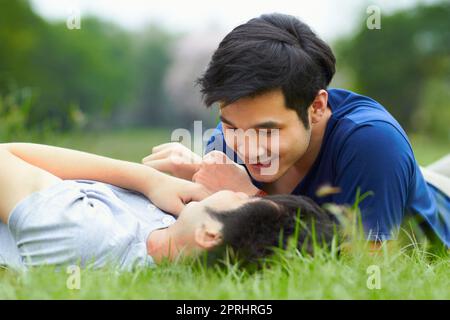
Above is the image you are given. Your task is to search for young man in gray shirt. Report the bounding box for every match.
[0,143,334,270]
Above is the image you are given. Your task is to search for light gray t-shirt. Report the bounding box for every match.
[0,180,176,270]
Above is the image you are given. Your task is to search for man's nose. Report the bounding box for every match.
[237,144,267,162]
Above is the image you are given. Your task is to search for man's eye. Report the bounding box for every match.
[223,125,236,131]
[257,129,277,135]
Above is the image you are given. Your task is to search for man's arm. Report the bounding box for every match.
[2,143,163,195]
[0,143,210,215]
[142,142,202,181]
[0,147,62,224]
[332,122,414,242]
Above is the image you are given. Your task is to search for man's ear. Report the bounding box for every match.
[309,89,329,124]
[194,223,223,249]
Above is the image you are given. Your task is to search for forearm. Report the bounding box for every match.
[0,143,166,197]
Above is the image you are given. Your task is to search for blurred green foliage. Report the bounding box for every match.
[336,1,450,140]
[1,0,449,142]
[0,88,31,140]
[0,0,175,136]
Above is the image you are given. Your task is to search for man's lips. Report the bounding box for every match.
[249,161,272,169]
[236,152,276,169]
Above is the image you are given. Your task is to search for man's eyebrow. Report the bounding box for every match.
[219,115,236,127]
[252,121,281,129]
[220,116,281,129]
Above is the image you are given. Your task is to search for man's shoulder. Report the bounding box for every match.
[328,88,397,124]
[327,88,410,147]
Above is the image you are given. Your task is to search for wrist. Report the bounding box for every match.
[143,165,167,198]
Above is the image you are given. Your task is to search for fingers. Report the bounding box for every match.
[191,169,215,194]
[142,148,172,163]
[143,143,202,165]
[203,150,226,164]
[203,151,247,174]
[203,150,237,165]
[192,163,210,182]
[172,199,186,215]
[142,143,176,163]
[192,170,201,183]
[150,142,177,154]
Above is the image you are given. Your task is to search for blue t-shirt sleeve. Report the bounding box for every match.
[205,122,224,154]
[205,122,243,163]
[332,121,415,241]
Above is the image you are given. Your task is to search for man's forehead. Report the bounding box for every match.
[219,102,296,129]
[219,114,283,130]
[218,90,285,109]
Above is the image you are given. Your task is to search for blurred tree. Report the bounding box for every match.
[0,0,173,133]
[164,30,222,129]
[0,0,47,91]
[336,1,450,138]
[39,18,135,129]
[123,25,174,127]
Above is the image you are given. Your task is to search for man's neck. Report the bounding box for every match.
[146,224,199,263]
[146,227,180,263]
[293,111,329,174]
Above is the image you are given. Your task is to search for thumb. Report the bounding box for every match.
[185,184,212,202]
[205,150,231,165]
[171,197,186,215]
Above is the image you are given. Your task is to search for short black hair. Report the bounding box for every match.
[197,13,336,126]
[207,194,337,266]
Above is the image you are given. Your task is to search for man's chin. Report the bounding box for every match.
[247,165,283,183]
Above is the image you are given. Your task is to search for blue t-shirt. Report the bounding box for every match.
[205,88,450,247]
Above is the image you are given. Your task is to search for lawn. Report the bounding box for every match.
[0,129,449,299]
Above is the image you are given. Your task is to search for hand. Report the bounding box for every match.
[142,142,202,181]
[192,151,260,196]
[146,172,211,216]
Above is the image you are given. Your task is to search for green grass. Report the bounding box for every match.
[0,129,449,299]
[1,242,448,299]
[32,128,173,162]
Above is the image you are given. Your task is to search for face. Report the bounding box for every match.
[219,89,311,183]
[181,190,251,222]
[176,190,254,251]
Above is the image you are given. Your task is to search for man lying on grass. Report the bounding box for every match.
[144,13,450,250]
[0,143,335,271]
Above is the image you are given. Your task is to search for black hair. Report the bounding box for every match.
[206,194,337,266]
[197,13,336,127]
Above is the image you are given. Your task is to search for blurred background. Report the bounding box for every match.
[0,0,448,163]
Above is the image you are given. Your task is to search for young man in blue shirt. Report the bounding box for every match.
[143,13,449,248]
